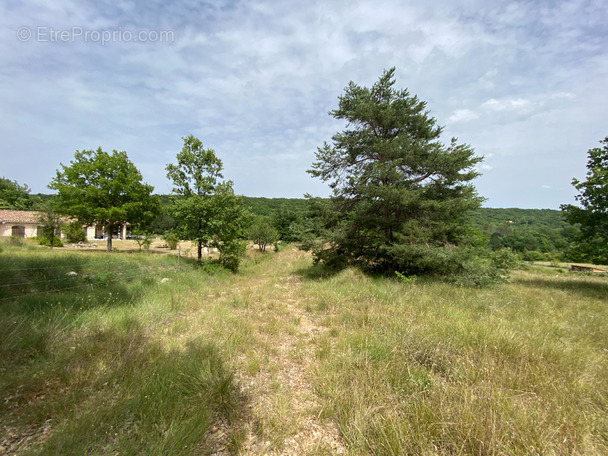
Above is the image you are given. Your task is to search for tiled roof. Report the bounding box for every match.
[0,210,43,224]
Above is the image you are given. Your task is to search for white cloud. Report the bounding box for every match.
[0,0,607,208]
[449,109,479,123]
[482,98,532,112]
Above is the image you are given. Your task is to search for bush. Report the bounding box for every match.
[9,236,25,246]
[247,217,278,252]
[35,236,64,247]
[131,229,153,251]
[63,222,87,243]
[387,245,519,287]
[163,231,180,250]
[217,239,246,273]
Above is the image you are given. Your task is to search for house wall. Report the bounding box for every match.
[0,223,40,238]
[1,218,126,241]
[0,224,12,237]
[85,224,127,240]
[86,225,97,239]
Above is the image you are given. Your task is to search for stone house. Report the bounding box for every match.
[0,209,127,240]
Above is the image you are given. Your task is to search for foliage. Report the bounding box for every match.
[34,235,64,247]
[130,228,153,251]
[306,68,494,281]
[48,148,161,252]
[242,197,309,219]
[166,135,248,269]
[0,177,42,210]
[240,197,309,242]
[271,209,303,242]
[63,221,88,244]
[163,230,180,250]
[561,137,608,264]
[217,238,247,273]
[148,212,175,235]
[37,203,64,249]
[467,207,578,260]
[247,217,278,251]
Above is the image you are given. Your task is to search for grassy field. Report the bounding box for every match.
[1,239,606,455]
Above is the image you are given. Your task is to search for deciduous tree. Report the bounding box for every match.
[49,148,160,252]
[166,135,248,269]
[248,217,278,251]
[561,137,608,264]
[0,177,41,210]
[38,202,63,249]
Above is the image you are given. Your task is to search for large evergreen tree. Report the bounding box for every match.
[307,68,488,277]
[560,137,608,264]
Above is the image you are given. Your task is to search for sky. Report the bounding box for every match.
[1,0,607,209]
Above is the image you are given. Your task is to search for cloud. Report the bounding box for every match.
[0,0,607,209]
[482,98,532,112]
[449,109,479,123]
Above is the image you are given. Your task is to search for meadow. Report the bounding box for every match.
[1,239,606,455]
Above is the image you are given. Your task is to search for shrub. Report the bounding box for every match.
[63,222,87,243]
[35,236,64,247]
[217,239,246,273]
[9,236,26,246]
[163,231,180,250]
[131,229,153,251]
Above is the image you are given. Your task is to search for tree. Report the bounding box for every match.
[307,68,491,279]
[63,221,87,244]
[49,148,160,252]
[560,137,608,264]
[131,227,153,251]
[38,202,63,249]
[272,209,302,242]
[0,177,41,210]
[248,217,278,251]
[166,135,248,269]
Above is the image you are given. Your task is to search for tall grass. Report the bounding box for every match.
[301,267,608,455]
[0,240,242,455]
[2,240,607,454]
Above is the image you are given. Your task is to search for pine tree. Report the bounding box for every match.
[307,68,491,278]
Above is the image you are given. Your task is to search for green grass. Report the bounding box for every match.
[301,268,608,455]
[1,239,607,455]
[0,240,243,455]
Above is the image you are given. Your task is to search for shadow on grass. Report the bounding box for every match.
[1,323,248,456]
[293,261,345,281]
[515,275,608,300]
[0,244,179,308]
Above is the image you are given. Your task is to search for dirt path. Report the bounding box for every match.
[208,250,346,455]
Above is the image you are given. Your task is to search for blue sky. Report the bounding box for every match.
[1,0,606,208]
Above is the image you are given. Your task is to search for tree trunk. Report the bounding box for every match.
[197,240,202,267]
[106,225,113,252]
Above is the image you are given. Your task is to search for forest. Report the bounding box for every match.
[0,182,584,263]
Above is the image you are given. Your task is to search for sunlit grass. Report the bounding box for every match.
[302,267,608,455]
[0,240,242,455]
[1,239,606,454]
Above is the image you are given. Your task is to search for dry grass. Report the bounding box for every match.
[1,240,606,455]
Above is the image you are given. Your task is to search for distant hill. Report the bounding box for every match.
[34,194,576,259]
[466,207,567,230]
